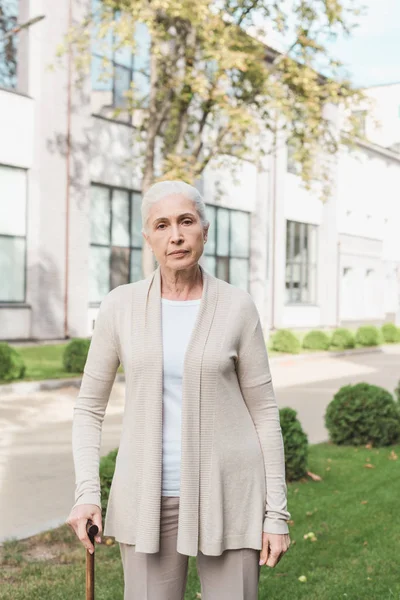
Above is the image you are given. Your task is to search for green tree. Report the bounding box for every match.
[64,0,365,274]
[0,0,18,88]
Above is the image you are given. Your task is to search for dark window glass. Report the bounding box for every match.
[90,186,110,244]
[0,165,27,302]
[90,3,150,120]
[131,192,143,247]
[230,211,249,258]
[90,185,143,302]
[111,246,130,288]
[285,220,317,305]
[204,254,216,276]
[205,205,216,255]
[91,55,113,91]
[216,256,229,281]
[204,204,250,290]
[112,190,130,246]
[130,248,142,282]
[217,208,230,256]
[0,237,25,301]
[114,65,132,110]
[89,246,110,303]
[229,258,249,291]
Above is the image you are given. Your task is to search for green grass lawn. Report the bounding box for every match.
[1,442,399,599]
[15,344,80,381]
[1,333,394,385]
[0,344,124,385]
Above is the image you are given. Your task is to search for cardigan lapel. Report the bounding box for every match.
[135,267,164,553]
[177,265,218,555]
[135,264,219,555]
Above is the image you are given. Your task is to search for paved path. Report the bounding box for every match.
[0,345,399,544]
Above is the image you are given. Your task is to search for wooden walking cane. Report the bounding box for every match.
[86,519,99,600]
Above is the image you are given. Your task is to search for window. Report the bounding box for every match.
[285,220,317,304]
[203,205,250,291]
[352,110,367,137]
[91,0,151,122]
[0,0,19,90]
[287,140,301,175]
[89,184,143,303]
[0,165,27,302]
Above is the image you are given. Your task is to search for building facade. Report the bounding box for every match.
[0,0,399,342]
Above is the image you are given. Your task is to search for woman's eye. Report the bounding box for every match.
[183,220,193,225]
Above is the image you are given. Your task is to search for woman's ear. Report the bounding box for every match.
[142,231,153,252]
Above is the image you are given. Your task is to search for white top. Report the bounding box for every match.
[161,297,201,496]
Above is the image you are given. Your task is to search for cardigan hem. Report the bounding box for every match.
[184,532,265,557]
[110,531,264,558]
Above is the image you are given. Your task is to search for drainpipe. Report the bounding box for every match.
[64,0,73,339]
[270,131,278,331]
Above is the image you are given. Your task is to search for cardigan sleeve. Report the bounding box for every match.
[72,291,120,509]
[237,306,291,535]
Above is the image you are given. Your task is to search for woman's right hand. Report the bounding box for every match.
[66,504,102,554]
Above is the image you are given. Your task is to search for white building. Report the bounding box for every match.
[0,0,399,342]
[362,82,400,152]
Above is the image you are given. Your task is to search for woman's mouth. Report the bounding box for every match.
[169,250,189,256]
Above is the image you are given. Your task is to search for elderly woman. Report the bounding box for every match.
[67,180,291,599]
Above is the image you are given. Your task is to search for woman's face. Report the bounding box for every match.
[143,194,209,271]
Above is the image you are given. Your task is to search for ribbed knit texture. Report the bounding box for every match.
[72,265,290,556]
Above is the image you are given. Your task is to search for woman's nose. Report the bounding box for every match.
[170,225,183,242]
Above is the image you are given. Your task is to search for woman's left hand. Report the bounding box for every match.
[259,532,291,567]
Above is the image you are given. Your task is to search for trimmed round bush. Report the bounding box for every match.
[381,323,400,343]
[270,329,301,354]
[302,330,331,351]
[0,342,26,381]
[100,448,118,523]
[354,325,382,347]
[395,380,400,403]
[325,382,400,447]
[63,338,91,373]
[330,328,355,350]
[280,407,308,481]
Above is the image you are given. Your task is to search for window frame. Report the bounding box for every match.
[90,5,150,121]
[0,164,28,304]
[91,45,134,122]
[89,183,143,306]
[204,204,251,291]
[284,219,318,306]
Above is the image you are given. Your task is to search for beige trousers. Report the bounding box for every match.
[119,496,261,600]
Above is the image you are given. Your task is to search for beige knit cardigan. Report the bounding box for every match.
[72,264,290,556]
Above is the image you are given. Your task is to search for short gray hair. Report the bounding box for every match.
[141,180,208,233]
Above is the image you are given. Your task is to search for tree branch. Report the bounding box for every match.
[195,125,230,175]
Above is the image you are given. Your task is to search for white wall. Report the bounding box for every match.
[0,90,34,168]
[364,83,400,151]
[202,155,258,212]
[337,143,400,323]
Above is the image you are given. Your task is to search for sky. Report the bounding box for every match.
[250,0,400,89]
[332,0,400,88]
